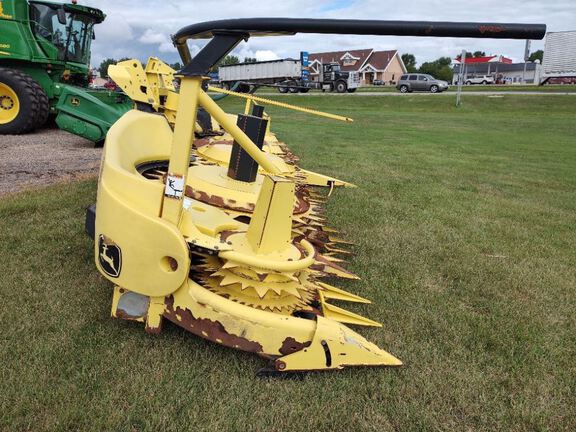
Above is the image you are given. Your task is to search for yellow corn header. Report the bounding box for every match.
[89,18,545,375]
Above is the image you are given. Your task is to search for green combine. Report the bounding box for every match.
[0,0,131,143]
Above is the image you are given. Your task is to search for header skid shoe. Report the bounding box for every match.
[94,17,545,374]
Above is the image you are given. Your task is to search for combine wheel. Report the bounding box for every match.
[0,68,49,134]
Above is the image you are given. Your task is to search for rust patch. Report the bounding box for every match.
[145,322,163,335]
[164,296,264,353]
[293,189,311,215]
[115,308,140,320]
[479,25,505,34]
[186,186,255,213]
[279,337,311,356]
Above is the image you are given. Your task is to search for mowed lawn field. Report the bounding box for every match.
[1,94,575,431]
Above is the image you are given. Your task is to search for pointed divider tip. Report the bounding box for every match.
[317,281,371,304]
[319,291,381,327]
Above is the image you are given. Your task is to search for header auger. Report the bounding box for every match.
[90,18,545,375]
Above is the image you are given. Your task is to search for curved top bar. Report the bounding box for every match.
[172,18,546,76]
[173,18,546,43]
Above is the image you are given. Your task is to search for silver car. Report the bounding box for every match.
[396,73,449,93]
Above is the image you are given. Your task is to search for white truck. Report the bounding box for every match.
[218,58,359,93]
[541,31,576,84]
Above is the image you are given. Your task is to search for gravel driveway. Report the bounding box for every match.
[0,127,100,197]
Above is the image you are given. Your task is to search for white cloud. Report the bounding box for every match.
[85,0,576,68]
[255,50,280,61]
[139,29,167,45]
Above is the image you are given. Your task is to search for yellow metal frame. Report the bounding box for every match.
[95,64,401,373]
[209,86,353,123]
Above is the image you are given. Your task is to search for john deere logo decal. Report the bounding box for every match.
[98,235,122,278]
[0,2,13,19]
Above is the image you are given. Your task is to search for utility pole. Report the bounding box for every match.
[456,49,466,106]
[522,39,531,84]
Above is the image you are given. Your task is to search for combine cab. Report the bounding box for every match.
[0,0,131,143]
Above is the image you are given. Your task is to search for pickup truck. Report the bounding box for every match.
[465,75,495,85]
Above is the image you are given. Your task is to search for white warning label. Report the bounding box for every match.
[164,174,184,199]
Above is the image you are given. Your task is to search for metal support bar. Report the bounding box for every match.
[179,33,245,76]
[208,86,353,123]
[161,78,202,224]
[198,91,283,175]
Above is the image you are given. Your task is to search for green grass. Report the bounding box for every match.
[354,84,576,92]
[1,95,575,431]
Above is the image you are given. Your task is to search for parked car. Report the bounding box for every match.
[396,73,449,93]
[465,75,494,85]
[373,79,385,86]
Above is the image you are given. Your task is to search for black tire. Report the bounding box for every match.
[346,88,357,93]
[236,83,250,93]
[0,67,49,134]
[465,81,472,85]
[299,88,310,93]
[335,80,347,93]
[34,85,50,130]
[278,83,289,93]
[482,80,487,85]
[399,85,409,93]
[288,81,299,93]
[430,85,439,93]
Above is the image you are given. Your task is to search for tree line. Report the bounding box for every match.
[97,55,258,78]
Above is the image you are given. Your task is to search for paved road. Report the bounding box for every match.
[258,91,576,96]
[0,127,99,197]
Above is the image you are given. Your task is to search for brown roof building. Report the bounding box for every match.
[309,49,407,85]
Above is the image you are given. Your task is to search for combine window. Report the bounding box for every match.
[29,2,96,64]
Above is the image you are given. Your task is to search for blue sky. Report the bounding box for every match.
[79,0,576,69]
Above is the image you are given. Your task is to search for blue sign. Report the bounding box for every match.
[300,51,309,81]
[300,51,309,67]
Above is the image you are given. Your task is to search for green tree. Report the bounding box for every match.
[473,51,486,58]
[169,62,182,70]
[401,53,417,72]
[243,57,257,63]
[98,58,117,78]
[221,55,240,66]
[418,57,453,82]
[212,55,240,73]
[528,50,544,62]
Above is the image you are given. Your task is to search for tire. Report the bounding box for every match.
[278,82,289,93]
[0,68,49,134]
[465,81,472,85]
[288,81,299,93]
[346,88,357,93]
[299,88,310,93]
[430,85,439,93]
[482,80,487,85]
[399,85,409,93]
[335,81,347,93]
[34,86,50,130]
[236,83,250,93]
